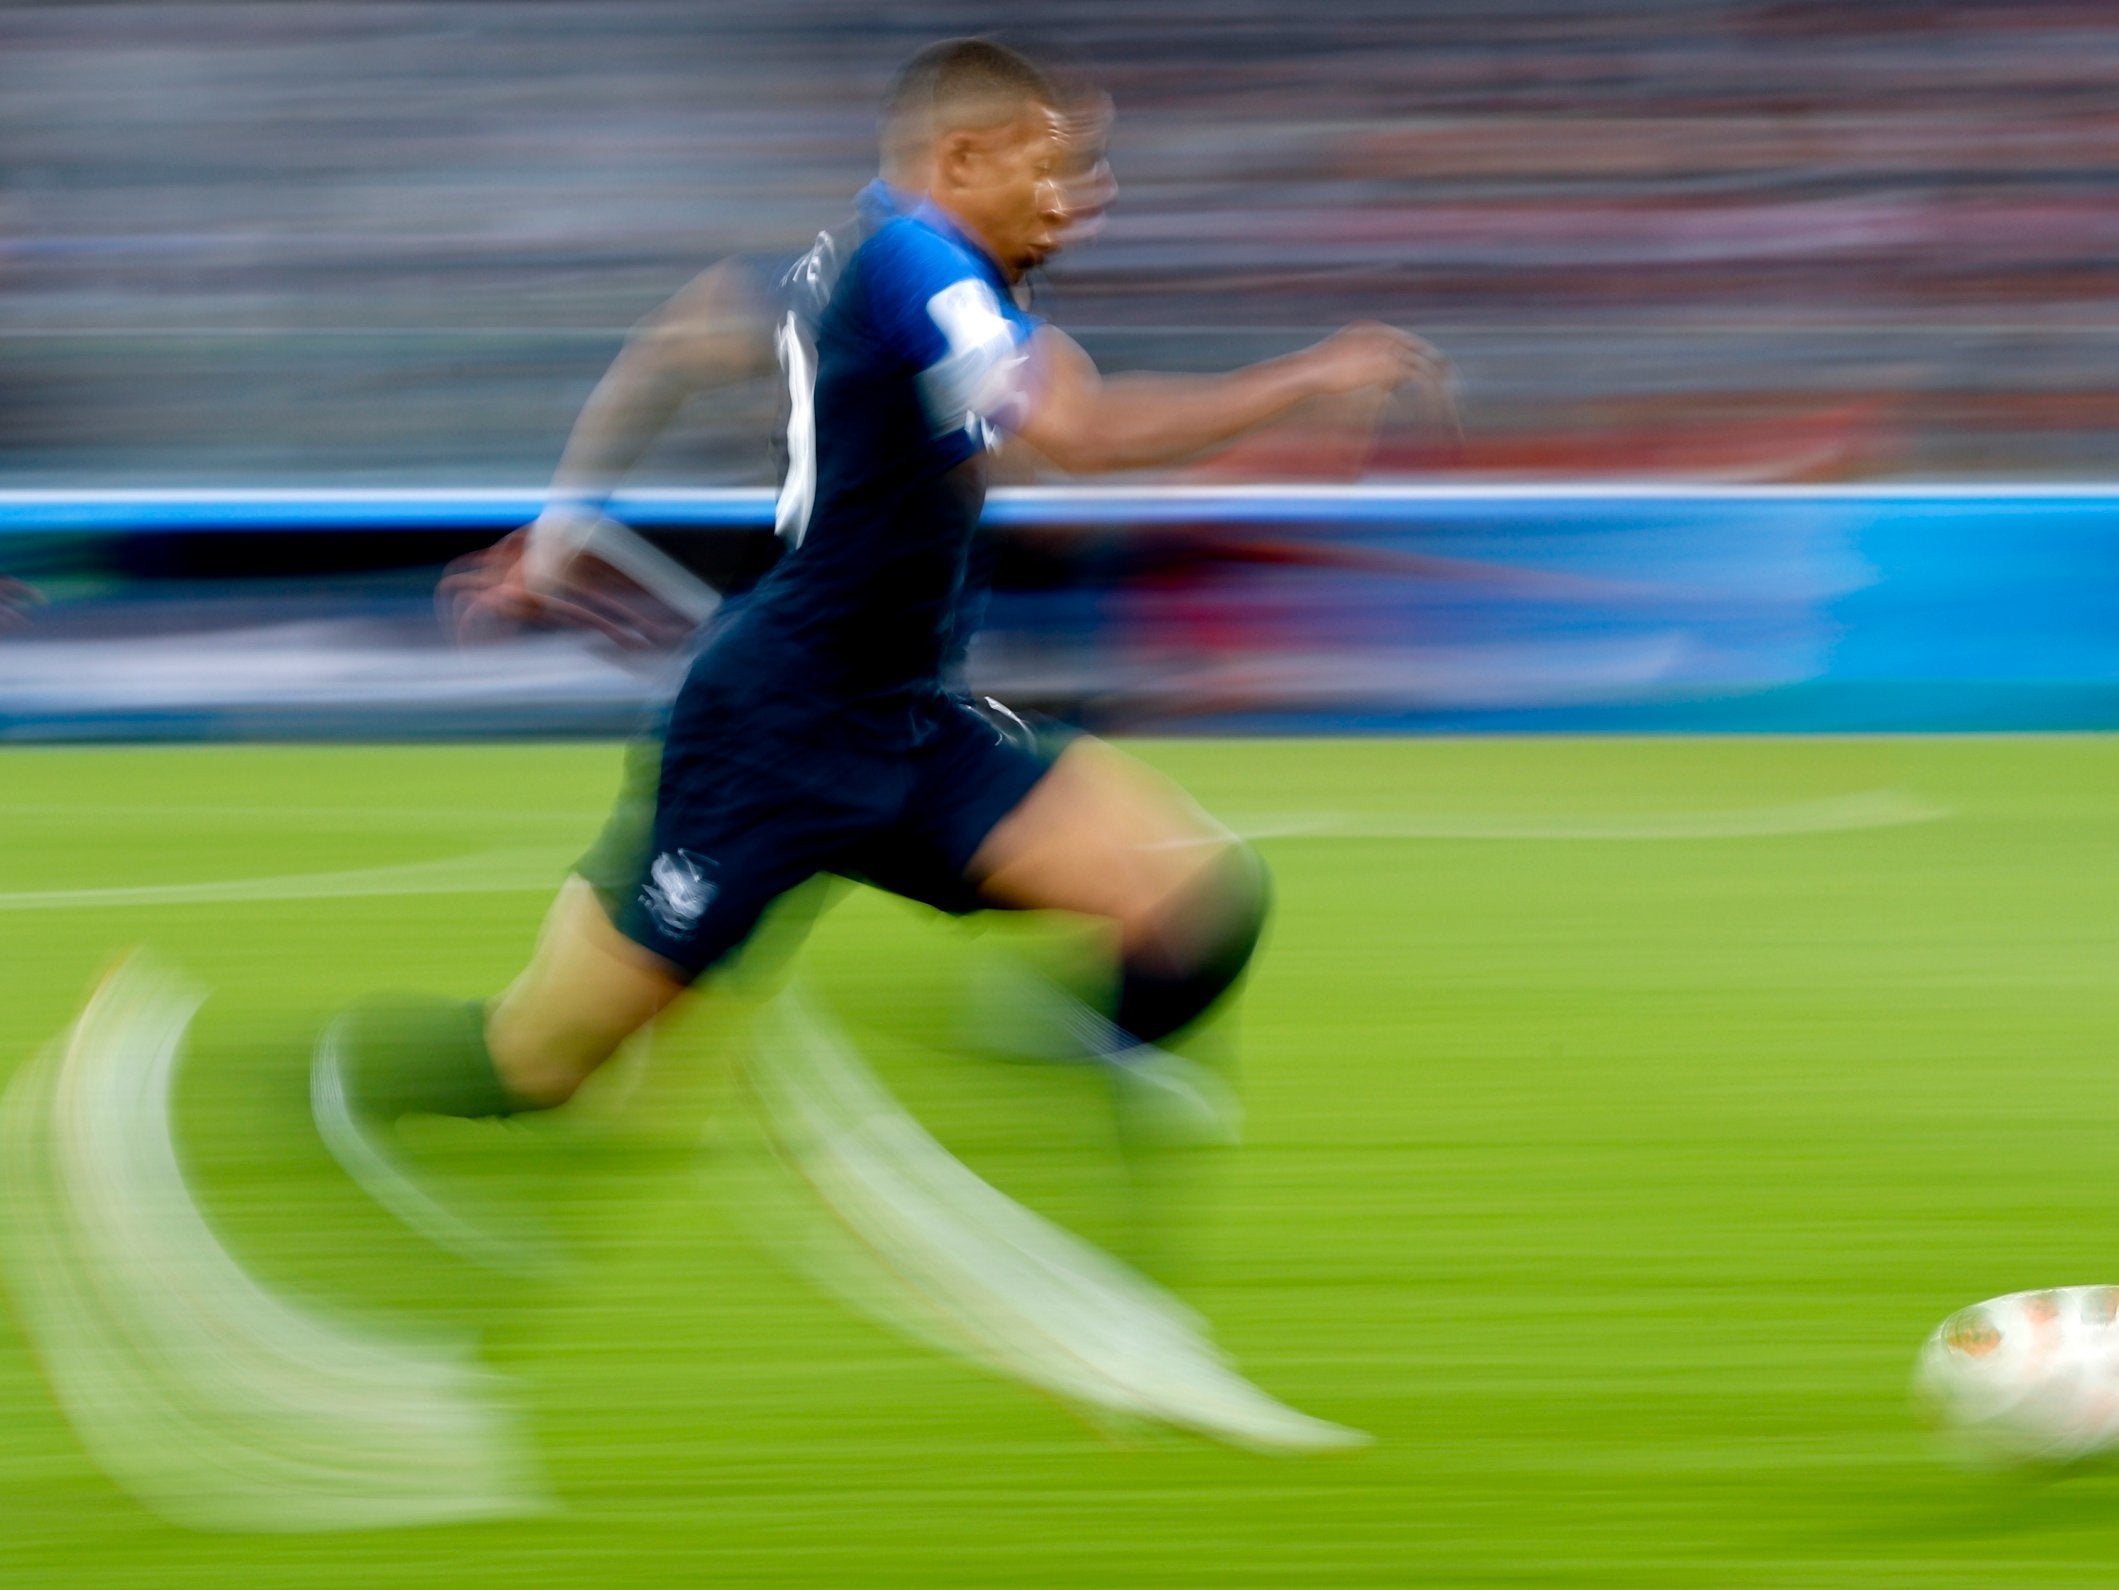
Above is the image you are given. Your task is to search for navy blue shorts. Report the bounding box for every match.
[612,686,1063,980]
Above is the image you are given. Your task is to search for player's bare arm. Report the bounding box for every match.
[536,259,776,541]
[1016,320,1449,476]
[442,259,775,643]
[928,95,1447,482]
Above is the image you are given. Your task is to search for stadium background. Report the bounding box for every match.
[10,1,2119,485]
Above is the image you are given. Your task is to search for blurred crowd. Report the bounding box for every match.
[5,1,2119,484]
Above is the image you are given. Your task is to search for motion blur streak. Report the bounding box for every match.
[0,953,548,1532]
[733,986,1364,1453]
[6,2,2119,1581]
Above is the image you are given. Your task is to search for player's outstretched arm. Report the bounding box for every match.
[1015,322,1449,477]
[445,261,774,644]
[534,260,775,541]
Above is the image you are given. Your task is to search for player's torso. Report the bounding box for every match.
[767,187,888,548]
[727,211,1034,735]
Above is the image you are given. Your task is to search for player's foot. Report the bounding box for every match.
[310,1012,561,1278]
[2,952,549,1530]
[1132,1363,1373,1455]
[955,954,1243,1145]
[1104,1044,1243,1147]
[748,988,1357,1455]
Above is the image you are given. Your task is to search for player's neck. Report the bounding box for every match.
[923,198,1022,285]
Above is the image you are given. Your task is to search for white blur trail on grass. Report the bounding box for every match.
[0,847,570,911]
[1224,787,1947,841]
[0,953,549,1532]
[0,790,1950,913]
[735,987,1368,1454]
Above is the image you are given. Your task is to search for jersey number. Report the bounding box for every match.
[773,310,818,546]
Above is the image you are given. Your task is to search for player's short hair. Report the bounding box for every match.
[883,37,1058,156]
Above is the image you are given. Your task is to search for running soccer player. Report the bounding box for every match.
[433,48,1121,1100]
[318,39,1440,1235]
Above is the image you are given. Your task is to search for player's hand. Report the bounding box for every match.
[1297,324,1463,459]
[0,575,45,629]
[437,524,693,653]
[1305,322,1452,399]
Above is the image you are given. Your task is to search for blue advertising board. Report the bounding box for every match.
[0,486,2113,737]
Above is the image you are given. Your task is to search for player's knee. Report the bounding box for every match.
[1115,839,1270,1047]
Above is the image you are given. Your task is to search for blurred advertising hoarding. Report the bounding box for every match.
[0,487,2114,740]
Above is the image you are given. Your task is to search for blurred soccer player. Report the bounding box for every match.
[319,37,1439,1329]
[435,50,1218,1144]
[434,46,1122,1094]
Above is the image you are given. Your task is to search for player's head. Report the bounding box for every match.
[1053,85,1117,247]
[880,46,953,190]
[886,38,1070,278]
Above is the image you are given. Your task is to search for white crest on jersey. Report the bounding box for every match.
[640,849,718,936]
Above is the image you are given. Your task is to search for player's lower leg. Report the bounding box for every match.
[1096,839,1266,1140]
[309,997,555,1273]
[1112,837,1267,1043]
[312,875,685,1267]
[968,739,1269,1143]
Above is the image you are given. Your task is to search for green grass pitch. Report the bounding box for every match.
[2,735,2117,1585]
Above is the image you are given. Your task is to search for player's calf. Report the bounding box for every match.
[967,738,1270,1113]
[321,996,522,1123]
[312,876,685,1269]
[1112,837,1268,1050]
[977,836,1266,1145]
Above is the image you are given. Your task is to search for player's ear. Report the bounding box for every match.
[933,127,984,192]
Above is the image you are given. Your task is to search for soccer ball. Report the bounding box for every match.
[1914,1286,2119,1466]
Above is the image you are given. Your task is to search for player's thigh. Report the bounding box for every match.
[496,725,880,1098]
[966,735,1238,946]
[491,732,678,1103]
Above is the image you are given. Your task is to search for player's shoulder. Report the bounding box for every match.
[856,213,988,301]
[765,182,906,316]
[772,227,850,329]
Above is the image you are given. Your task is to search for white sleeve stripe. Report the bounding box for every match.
[918,279,1022,438]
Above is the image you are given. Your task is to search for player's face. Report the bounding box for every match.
[1056,102,1117,248]
[955,105,1071,278]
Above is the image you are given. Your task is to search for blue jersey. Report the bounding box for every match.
[721,202,1042,744]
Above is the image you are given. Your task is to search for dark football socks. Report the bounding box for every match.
[1111,844,1269,1050]
[331,994,523,1123]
